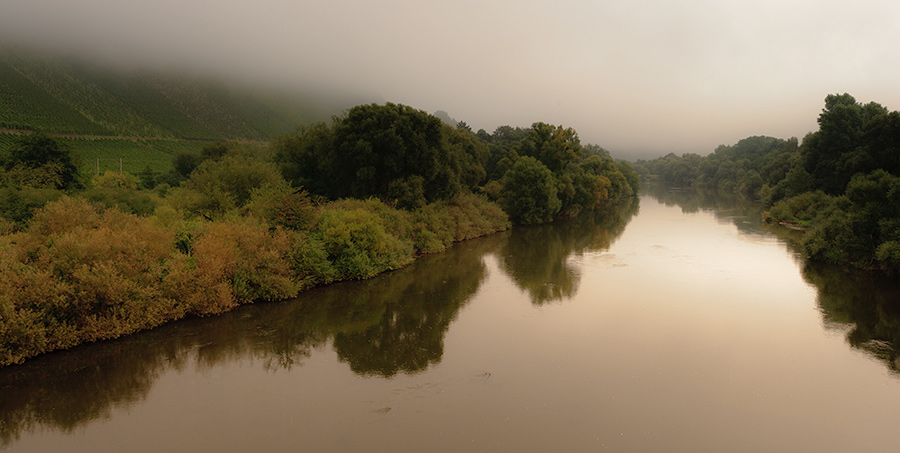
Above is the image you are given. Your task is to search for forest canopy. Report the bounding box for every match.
[0,101,638,366]
[274,103,639,222]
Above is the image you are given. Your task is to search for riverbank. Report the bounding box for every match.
[0,192,510,367]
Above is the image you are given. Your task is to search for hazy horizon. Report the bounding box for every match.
[2,0,899,160]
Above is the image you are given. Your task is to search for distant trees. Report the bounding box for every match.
[1,132,80,189]
[486,122,639,222]
[637,93,900,273]
[633,135,803,200]
[273,103,639,226]
[275,103,489,209]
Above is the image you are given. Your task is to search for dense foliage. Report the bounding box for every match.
[0,96,640,365]
[635,93,900,273]
[0,185,509,366]
[275,105,639,223]
[1,133,81,190]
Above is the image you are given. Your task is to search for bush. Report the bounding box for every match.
[318,207,413,279]
[81,187,158,216]
[92,171,139,189]
[170,155,286,219]
[876,241,900,274]
[244,180,319,230]
[3,133,80,189]
[412,204,455,253]
[767,191,836,223]
[286,231,336,289]
[188,218,298,305]
[445,192,509,241]
[1,197,182,353]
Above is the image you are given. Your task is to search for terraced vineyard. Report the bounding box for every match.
[67,137,211,174]
[0,46,355,172]
[0,132,18,150]
[0,132,213,173]
[0,58,112,135]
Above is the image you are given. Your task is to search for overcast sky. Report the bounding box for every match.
[2,0,899,159]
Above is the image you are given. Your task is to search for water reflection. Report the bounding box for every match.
[497,198,639,305]
[332,238,493,377]
[0,232,505,446]
[5,189,900,450]
[644,183,768,237]
[802,262,900,372]
[646,184,900,376]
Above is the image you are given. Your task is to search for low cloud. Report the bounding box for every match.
[3,0,899,159]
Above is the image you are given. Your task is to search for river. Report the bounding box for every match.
[2,188,900,452]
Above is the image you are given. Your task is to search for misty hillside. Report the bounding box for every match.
[0,47,360,172]
[0,47,349,140]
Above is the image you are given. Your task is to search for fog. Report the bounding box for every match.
[2,0,900,160]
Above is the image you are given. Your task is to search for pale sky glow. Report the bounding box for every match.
[2,0,900,159]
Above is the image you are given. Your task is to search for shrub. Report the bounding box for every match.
[286,231,336,289]
[0,198,184,354]
[3,133,80,189]
[81,187,158,216]
[876,241,900,274]
[767,191,836,223]
[244,181,319,230]
[92,171,139,189]
[318,207,413,279]
[188,218,298,305]
[412,204,455,253]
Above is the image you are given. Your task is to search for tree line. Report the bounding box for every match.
[274,102,639,224]
[633,93,900,273]
[0,102,638,365]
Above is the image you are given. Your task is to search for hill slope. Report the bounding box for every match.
[0,47,361,172]
[0,47,351,140]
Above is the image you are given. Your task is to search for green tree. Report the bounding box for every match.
[201,141,229,161]
[519,122,582,173]
[500,156,561,224]
[2,133,80,189]
[172,151,202,179]
[273,122,335,196]
[801,94,890,194]
[328,103,456,203]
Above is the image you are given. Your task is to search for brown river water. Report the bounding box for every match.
[2,187,900,452]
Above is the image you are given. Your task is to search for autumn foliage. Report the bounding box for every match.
[0,191,509,365]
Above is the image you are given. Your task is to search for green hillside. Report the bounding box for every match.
[0,53,112,135]
[0,47,354,171]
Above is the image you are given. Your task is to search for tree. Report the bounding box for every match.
[519,122,582,173]
[3,133,80,189]
[328,103,449,202]
[172,151,202,179]
[273,122,335,196]
[500,156,561,224]
[201,141,229,161]
[801,94,890,194]
[170,155,286,218]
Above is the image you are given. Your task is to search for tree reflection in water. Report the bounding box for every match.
[7,188,898,447]
[497,198,639,305]
[0,231,505,446]
[801,258,900,373]
[332,235,496,377]
[647,184,900,376]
